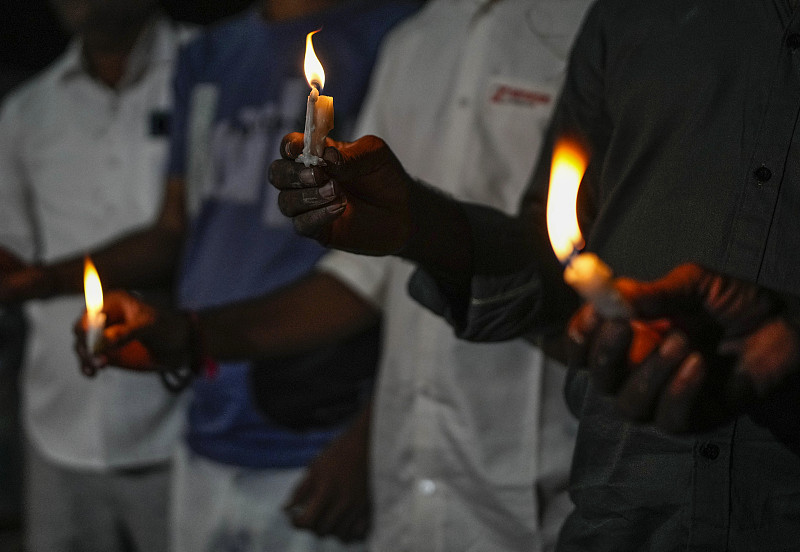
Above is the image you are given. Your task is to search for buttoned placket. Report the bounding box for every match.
[723,15,800,284]
[409,7,497,550]
[694,12,800,549]
[435,1,494,194]
[411,308,445,551]
[688,428,734,549]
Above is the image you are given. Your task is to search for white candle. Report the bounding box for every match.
[301,86,319,163]
[83,256,106,354]
[563,251,631,318]
[297,30,334,167]
[546,139,631,318]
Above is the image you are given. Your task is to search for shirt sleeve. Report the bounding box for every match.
[408,200,556,342]
[352,17,407,139]
[316,250,390,309]
[0,92,38,262]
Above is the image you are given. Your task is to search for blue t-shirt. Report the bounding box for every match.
[168,1,419,468]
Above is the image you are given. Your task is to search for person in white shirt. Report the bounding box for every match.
[0,1,190,550]
[311,1,590,549]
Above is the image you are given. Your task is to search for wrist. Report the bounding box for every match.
[23,264,59,300]
[186,310,218,379]
[157,310,218,393]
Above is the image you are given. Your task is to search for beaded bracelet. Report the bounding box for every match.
[157,311,217,392]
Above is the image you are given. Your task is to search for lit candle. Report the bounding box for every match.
[297,30,334,167]
[83,256,106,354]
[546,139,631,318]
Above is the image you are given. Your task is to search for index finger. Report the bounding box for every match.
[269,158,331,193]
[588,318,634,394]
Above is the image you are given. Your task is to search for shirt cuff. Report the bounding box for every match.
[409,202,546,342]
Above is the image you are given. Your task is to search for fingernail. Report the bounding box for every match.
[659,333,688,359]
[326,200,346,214]
[319,181,336,199]
[285,141,294,158]
[299,168,315,185]
[322,148,338,165]
[568,326,584,346]
[673,353,702,387]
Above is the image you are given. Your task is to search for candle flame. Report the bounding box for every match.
[303,29,325,90]
[83,256,103,316]
[546,139,588,263]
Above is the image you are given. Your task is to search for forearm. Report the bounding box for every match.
[41,225,182,296]
[34,175,186,297]
[195,272,380,360]
[397,180,474,293]
[406,189,578,342]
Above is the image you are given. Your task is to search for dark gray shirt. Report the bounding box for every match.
[411,0,800,549]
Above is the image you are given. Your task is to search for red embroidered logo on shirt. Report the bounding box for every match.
[491,85,551,107]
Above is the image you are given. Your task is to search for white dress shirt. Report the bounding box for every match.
[0,17,190,469]
[317,0,591,550]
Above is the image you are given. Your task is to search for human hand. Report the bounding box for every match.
[0,248,55,303]
[0,248,25,273]
[74,290,189,376]
[269,133,415,256]
[568,263,800,434]
[284,411,371,542]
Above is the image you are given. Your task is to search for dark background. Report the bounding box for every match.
[0,0,254,94]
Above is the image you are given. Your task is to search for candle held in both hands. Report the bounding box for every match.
[298,30,334,167]
[546,139,631,319]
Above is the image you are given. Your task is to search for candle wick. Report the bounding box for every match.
[566,244,581,266]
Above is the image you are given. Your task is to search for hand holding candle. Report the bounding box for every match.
[297,30,334,167]
[83,256,105,357]
[546,139,631,319]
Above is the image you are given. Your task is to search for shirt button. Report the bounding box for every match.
[787,33,800,50]
[417,479,437,495]
[753,166,772,183]
[698,442,720,460]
